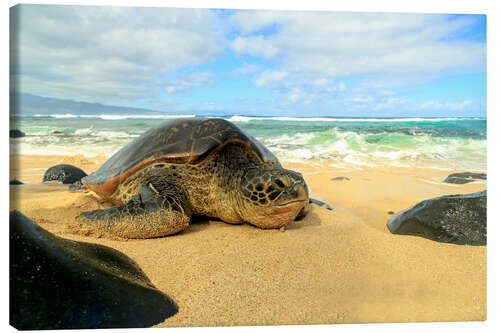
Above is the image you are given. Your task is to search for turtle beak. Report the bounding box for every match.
[292,183,308,201]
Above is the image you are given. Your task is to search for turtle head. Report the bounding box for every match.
[238,167,309,229]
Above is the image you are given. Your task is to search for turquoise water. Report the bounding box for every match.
[10,114,487,171]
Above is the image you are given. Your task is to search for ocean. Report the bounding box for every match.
[10,114,487,171]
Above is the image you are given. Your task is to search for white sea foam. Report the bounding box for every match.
[96,131,136,139]
[27,112,483,122]
[12,115,486,171]
[74,127,94,136]
[50,113,79,118]
[254,129,486,171]
[71,127,138,139]
[228,115,480,123]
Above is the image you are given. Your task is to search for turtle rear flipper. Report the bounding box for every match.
[74,185,191,239]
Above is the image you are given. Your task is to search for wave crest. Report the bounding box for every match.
[229,115,482,123]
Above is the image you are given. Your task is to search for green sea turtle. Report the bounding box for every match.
[76,118,310,239]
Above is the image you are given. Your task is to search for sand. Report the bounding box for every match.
[9,154,487,326]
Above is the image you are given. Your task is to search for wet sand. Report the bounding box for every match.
[9,154,487,326]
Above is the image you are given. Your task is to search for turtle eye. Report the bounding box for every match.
[274,179,285,188]
[274,176,291,188]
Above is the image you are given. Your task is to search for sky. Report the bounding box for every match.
[9,4,487,117]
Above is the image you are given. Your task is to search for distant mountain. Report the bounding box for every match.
[10,93,170,116]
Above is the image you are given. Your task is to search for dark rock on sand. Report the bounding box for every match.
[10,210,178,330]
[443,172,486,184]
[10,179,24,185]
[309,198,334,211]
[387,191,486,245]
[330,176,350,181]
[10,129,25,138]
[43,164,87,184]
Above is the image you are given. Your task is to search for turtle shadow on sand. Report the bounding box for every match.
[177,216,211,235]
[185,210,322,234]
[286,210,322,230]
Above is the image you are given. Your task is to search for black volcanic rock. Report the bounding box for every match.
[330,176,350,181]
[443,172,486,184]
[10,210,178,330]
[10,179,24,185]
[10,129,25,138]
[309,198,334,211]
[387,191,486,245]
[43,164,87,184]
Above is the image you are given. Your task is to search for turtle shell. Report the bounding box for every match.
[82,118,279,198]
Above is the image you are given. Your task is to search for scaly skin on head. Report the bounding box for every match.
[181,143,310,229]
[234,166,309,229]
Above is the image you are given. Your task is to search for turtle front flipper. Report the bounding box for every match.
[73,185,191,239]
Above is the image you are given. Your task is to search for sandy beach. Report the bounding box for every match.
[9,153,487,326]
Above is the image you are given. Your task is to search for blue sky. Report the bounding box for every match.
[10,5,486,117]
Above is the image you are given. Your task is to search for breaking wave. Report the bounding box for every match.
[10,114,486,170]
[228,115,482,123]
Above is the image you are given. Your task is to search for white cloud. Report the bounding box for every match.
[10,6,485,116]
[420,100,473,110]
[11,5,223,102]
[233,63,262,76]
[351,96,374,103]
[251,69,351,107]
[165,72,214,93]
[252,70,290,88]
[231,36,280,58]
[226,11,485,111]
[312,79,346,92]
[313,78,332,87]
[337,83,347,92]
[229,11,485,85]
[227,10,281,35]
